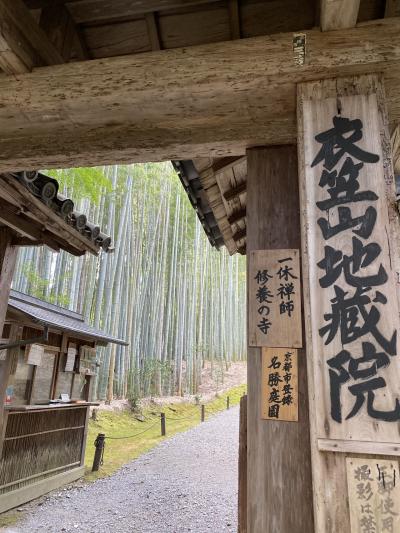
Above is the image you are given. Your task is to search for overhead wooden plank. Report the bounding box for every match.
[0,0,64,74]
[0,19,400,170]
[297,73,400,532]
[246,145,313,533]
[320,0,361,31]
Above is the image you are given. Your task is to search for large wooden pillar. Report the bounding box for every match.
[0,228,18,454]
[297,74,400,532]
[246,146,314,533]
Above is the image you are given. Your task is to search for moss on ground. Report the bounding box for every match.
[0,512,20,528]
[84,384,246,481]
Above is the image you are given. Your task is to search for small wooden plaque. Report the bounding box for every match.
[248,249,302,348]
[347,458,400,533]
[261,347,298,421]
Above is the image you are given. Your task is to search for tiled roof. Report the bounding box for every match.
[9,290,128,346]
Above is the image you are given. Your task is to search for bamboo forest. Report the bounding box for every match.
[11,163,247,402]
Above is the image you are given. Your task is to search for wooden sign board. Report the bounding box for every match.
[347,458,400,533]
[25,343,43,366]
[261,347,298,421]
[65,343,77,372]
[300,90,400,447]
[248,249,302,348]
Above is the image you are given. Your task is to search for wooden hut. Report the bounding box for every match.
[1,1,400,532]
[0,170,119,513]
[0,290,127,513]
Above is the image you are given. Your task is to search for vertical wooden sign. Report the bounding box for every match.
[347,458,400,533]
[261,347,298,421]
[248,249,302,347]
[299,78,400,448]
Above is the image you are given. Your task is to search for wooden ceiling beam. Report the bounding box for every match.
[0,19,399,170]
[24,0,222,23]
[0,0,64,74]
[320,0,361,31]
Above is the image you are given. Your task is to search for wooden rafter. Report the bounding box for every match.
[145,12,161,51]
[232,227,246,242]
[0,0,64,74]
[39,0,89,61]
[228,0,240,40]
[385,0,400,17]
[224,182,246,202]
[227,207,246,225]
[320,0,361,31]
[0,19,400,170]
[0,175,99,256]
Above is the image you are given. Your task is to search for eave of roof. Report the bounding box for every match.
[9,290,128,346]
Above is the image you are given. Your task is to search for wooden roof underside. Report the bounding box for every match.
[19,0,385,65]
[0,0,399,254]
[0,175,100,256]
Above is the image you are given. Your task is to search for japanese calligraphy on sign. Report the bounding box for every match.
[261,347,298,421]
[347,458,400,533]
[248,249,302,348]
[302,93,400,445]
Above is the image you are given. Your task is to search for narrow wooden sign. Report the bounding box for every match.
[346,458,400,533]
[248,249,302,348]
[261,347,298,421]
[300,87,400,448]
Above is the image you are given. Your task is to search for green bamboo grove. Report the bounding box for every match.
[12,163,247,400]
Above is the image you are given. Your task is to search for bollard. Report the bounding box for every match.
[92,433,105,472]
[201,404,205,422]
[227,396,230,410]
[161,412,166,436]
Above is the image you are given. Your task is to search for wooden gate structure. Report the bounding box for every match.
[1,0,400,531]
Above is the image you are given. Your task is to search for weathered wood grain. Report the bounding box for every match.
[0,19,399,170]
[246,146,313,533]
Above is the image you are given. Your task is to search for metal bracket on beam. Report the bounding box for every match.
[0,326,49,351]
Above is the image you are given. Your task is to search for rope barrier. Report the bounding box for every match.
[105,420,160,440]
[92,396,236,471]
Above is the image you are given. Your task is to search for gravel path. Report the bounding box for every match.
[3,407,239,533]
